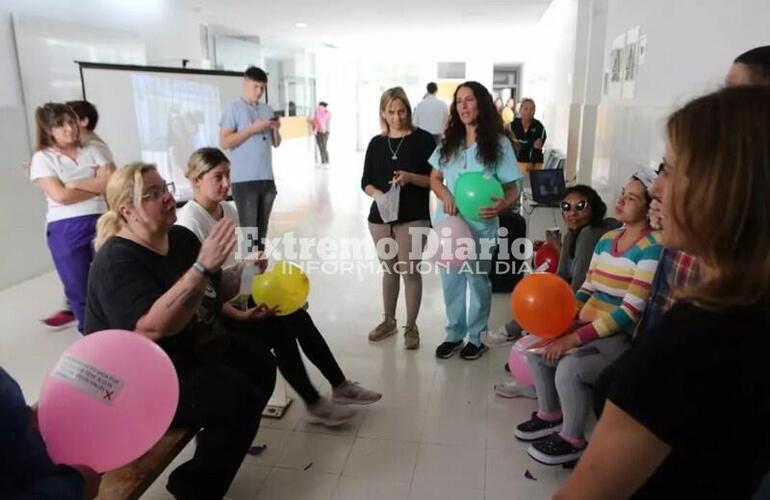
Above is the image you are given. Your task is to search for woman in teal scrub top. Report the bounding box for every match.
[429,81,522,361]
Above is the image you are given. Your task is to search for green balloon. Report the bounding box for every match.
[454,171,504,221]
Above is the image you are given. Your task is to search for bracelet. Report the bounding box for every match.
[192,261,213,278]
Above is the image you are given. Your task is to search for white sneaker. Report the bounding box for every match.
[481,326,516,348]
[306,397,357,427]
[494,381,537,399]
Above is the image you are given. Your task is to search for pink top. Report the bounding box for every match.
[313,106,330,133]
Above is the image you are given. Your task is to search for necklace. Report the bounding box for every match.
[387,136,406,160]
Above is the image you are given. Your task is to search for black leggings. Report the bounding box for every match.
[167,337,276,500]
[225,309,346,405]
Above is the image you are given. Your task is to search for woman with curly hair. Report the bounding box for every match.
[429,81,522,360]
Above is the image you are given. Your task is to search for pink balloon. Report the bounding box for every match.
[427,215,474,270]
[508,337,536,387]
[38,330,179,472]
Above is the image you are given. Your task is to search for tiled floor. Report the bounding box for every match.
[0,146,566,499]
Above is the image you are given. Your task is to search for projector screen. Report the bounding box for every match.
[79,63,245,201]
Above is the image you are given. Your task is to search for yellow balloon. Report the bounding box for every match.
[251,262,309,316]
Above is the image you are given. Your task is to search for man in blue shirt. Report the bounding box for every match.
[219,66,282,250]
[0,367,100,499]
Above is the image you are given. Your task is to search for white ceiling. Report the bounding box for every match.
[193,0,552,57]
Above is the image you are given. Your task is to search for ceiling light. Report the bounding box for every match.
[295,22,308,28]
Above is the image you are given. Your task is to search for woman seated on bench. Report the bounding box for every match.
[515,171,662,466]
[176,147,381,427]
[85,163,276,500]
[486,185,621,398]
[556,84,770,500]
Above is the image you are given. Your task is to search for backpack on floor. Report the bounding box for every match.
[490,212,527,293]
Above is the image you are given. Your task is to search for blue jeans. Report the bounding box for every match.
[439,256,493,346]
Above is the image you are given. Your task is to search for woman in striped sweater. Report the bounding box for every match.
[514,170,663,466]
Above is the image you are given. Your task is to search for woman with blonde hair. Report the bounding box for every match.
[178,147,381,427]
[29,102,113,332]
[556,85,770,499]
[361,87,436,349]
[85,163,276,500]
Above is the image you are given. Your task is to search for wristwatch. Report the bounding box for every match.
[192,261,213,277]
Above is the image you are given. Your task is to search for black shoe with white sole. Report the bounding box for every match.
[527,433,585,466]
[435,340,464,359]
[460,342,488,360]
[514,412,563,441]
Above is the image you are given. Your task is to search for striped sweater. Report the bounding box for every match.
[574,228,663,343]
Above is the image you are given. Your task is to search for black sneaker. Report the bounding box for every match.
[527,433,585,466]
[435,340,464,359]
[460,342,488,360]
[514,412,563,441]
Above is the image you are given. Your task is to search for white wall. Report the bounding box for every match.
[522,0,770,203]
[0,15,50,288]
[590,0,770,198]
[0,1,245,289]
[521,0,582,176]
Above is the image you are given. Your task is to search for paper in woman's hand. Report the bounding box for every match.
[375,183,401,223]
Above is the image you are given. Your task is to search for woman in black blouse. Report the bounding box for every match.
[555,86,770,499]
[85,163,276,499]
[361,87,435,350]
[510,98,546,174]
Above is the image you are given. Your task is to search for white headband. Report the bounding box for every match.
[632,166,657,192]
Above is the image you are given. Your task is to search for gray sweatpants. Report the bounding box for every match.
[527,333,631,439]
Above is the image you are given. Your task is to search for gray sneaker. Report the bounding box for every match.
[404,325,420,350]
[494,381,537,399]
[332,380,382,405]
[306,397,357,427]
[368,318,397,341]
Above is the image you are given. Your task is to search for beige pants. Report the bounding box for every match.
[368,220,430,327]
[519,162,544,175]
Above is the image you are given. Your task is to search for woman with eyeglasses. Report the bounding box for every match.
[29,103,114,333]
[85,163,277,499]
[556,85,770,500]
[514,170,662,467]
[486,186,621,395]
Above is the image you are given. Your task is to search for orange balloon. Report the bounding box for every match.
[511,273,577,338]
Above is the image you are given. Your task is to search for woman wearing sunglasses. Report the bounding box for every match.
[552,186,621,287]
[485,186,620,374]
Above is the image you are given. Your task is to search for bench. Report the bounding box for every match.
[97,428,197,500]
